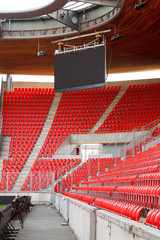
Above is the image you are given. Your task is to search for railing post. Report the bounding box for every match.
[47,172,49,191]
[7,172,8,191]
[31,172,32,192]
[132,129,135,156]
[98,154,100,175]
[90,209,96,240]
[39,172,41,192]
[60,169,62,194]
[52,172,55,192]
[88,155,90,178]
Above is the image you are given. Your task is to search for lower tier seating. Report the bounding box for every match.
[61,143,160,229]
[63,192,160,228]
[22,158,81,191]
[55,157,121,193]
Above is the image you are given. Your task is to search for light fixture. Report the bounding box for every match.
[134,1,146,10]
[60,12,65,19]
[111,34,122,41]
[95,34,102,44]
[37,42,46,56]
[111,25,122,41]
[58,42,64,51]
[82,10,86,19]
[37,51,46,56]
[71,15,78,24]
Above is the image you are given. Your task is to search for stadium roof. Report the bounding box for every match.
[0,0,159,76]
[63,1,93,11]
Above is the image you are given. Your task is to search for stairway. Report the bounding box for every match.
[90,88,126,133]
[0,136,11,158]
[0,136,11,175]
[12,93,62,192]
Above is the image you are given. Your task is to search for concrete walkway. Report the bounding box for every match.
[16,205,77,240]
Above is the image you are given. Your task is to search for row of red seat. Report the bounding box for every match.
[63,192,95,205]
[91,146,160,182]
[94,198,143,221]
[55,157,120,193]
[60,144,160,229]
[14,87,54,93]
[112,185,160,209]
[63,192,160,228]
[72,186,116,199]
[146,209,160,228]
[63,192,144,222]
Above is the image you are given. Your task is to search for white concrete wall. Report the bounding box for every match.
[59,195,69,222]
[69,199,96,240]
[56,135,71,155]
[71,132,144,145]
[54,193,160,240]
[55,193,60,210]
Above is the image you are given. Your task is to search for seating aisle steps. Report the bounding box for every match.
[0,136,11,174]
[90,88,126,133]
[12,93,62,192]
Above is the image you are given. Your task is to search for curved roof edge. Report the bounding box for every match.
[0,0,68,19]
[2,0,125,39]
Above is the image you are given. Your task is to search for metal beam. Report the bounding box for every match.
[75,0,119,7]
[51,29,111,44]
[48,9,79,32]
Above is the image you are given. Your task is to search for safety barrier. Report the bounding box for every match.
[54,193,160,240]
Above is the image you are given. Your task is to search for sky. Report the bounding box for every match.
[0,70,160,82]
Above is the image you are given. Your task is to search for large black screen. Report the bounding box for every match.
[54,46,106,92]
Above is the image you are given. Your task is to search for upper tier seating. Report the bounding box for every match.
[96,83,160,133]
[38,86,121,157]
[0,88,54,191]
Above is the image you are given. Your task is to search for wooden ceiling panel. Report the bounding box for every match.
[0,0,160,75]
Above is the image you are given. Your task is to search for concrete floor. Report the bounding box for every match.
[16,205,77,240]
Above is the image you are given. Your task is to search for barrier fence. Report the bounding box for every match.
[120,119,160,158]
[0,172,55,192]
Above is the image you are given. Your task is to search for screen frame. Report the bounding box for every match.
[54,46,106,93]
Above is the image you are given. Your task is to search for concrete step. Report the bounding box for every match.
[2,137,11,141]
[0,153,9,157]
[2,141,11,144]
[90,89,126,133]
[0,136,11,159]
[1,146,9,152]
